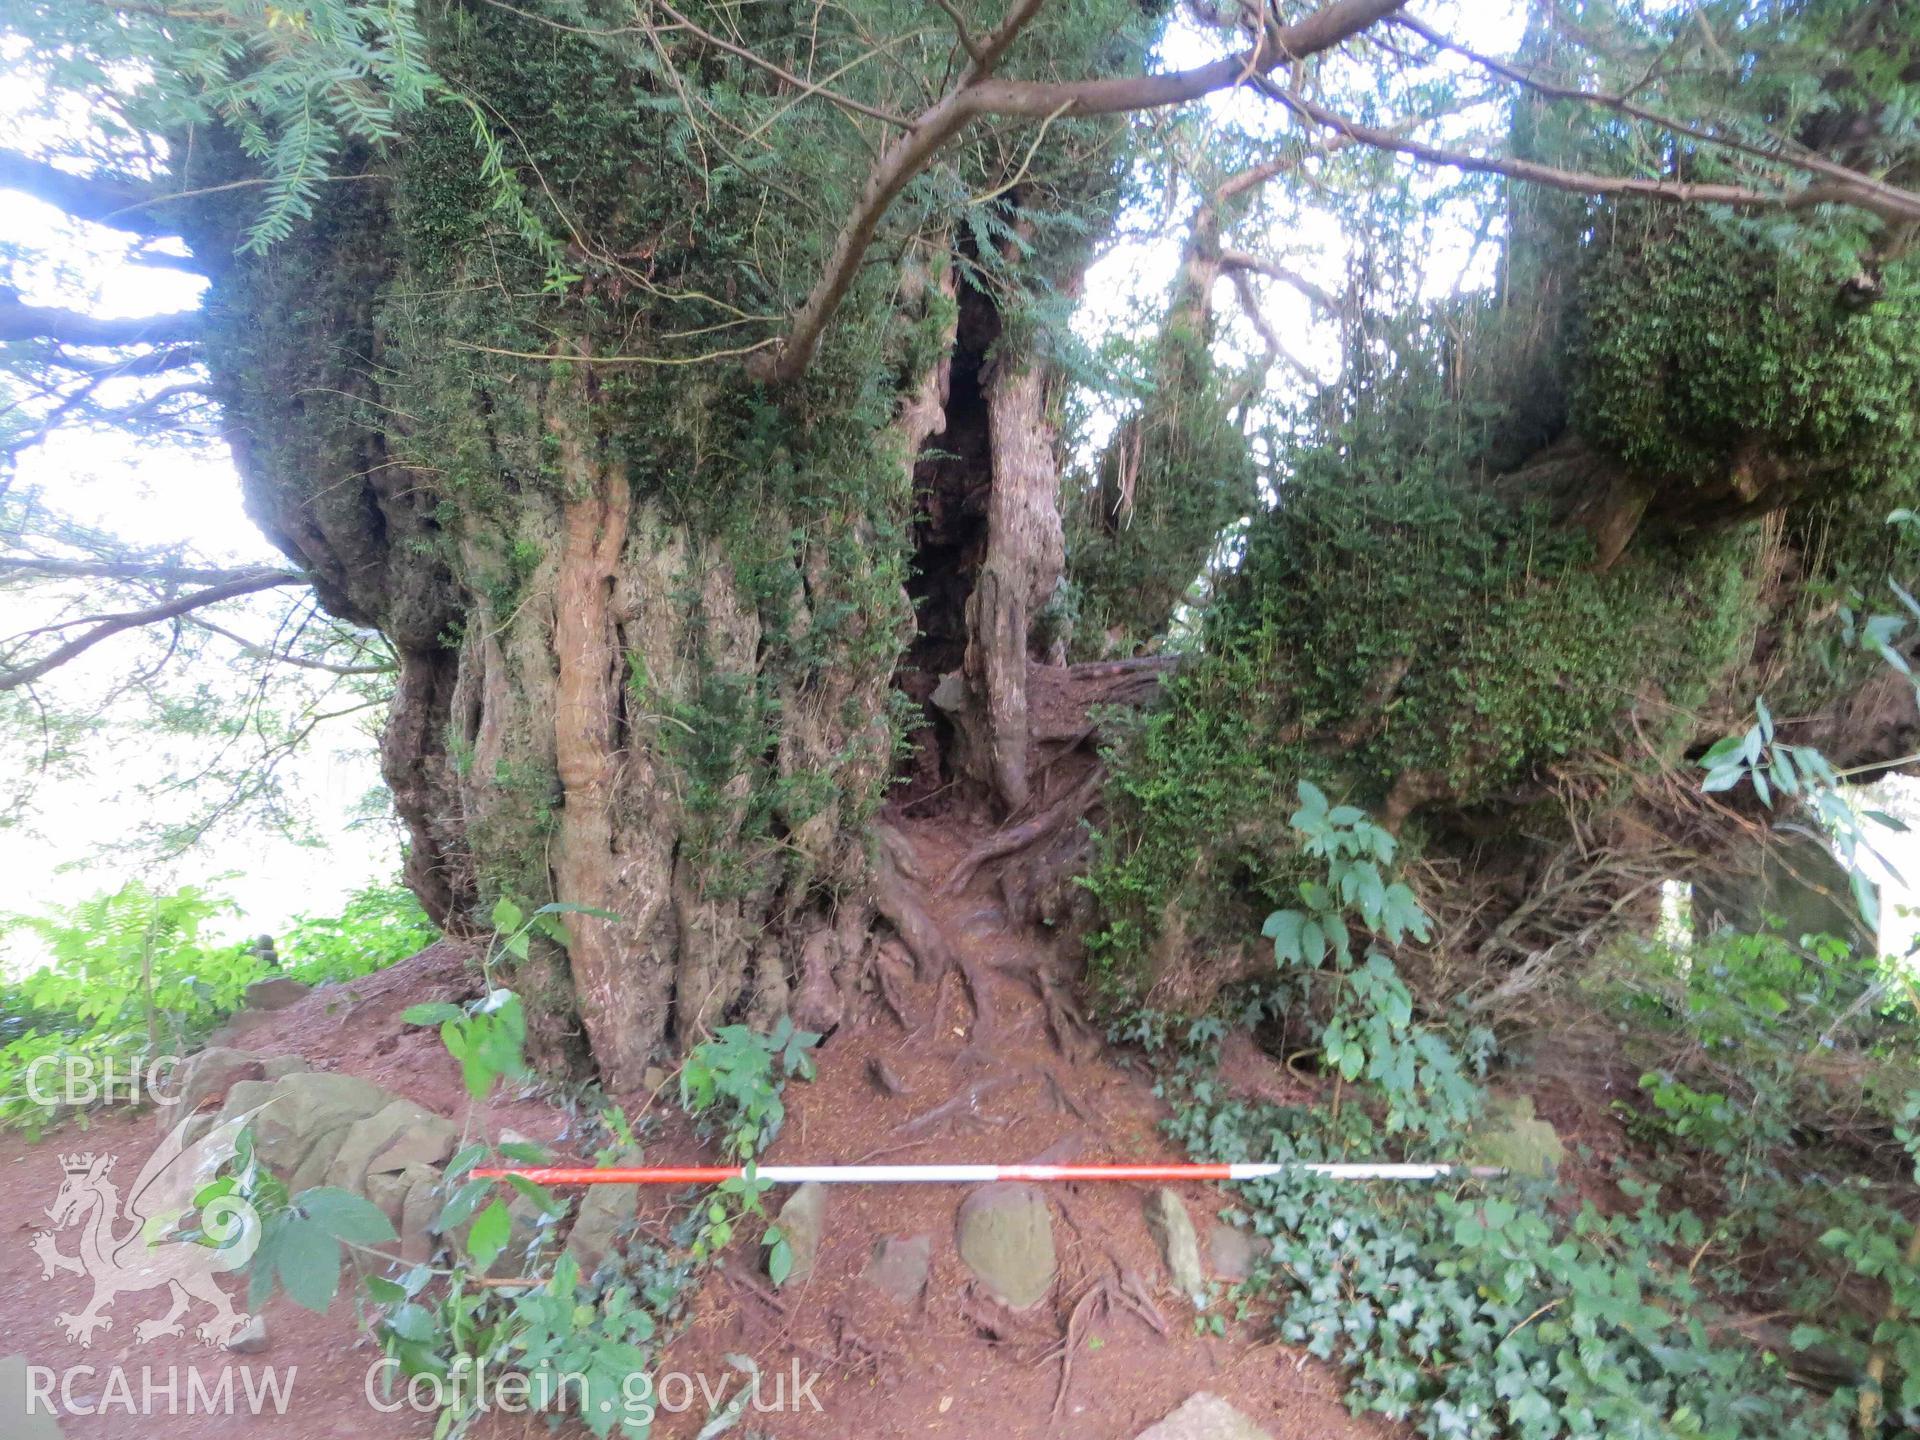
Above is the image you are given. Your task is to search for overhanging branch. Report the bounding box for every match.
[1390,12,1920,222]
[0,569,308,693]
[0,557,276,585]
[0,151,175,238]
[0,293,203,347]
[1274,92,1920,225]
[752,0,1408,383]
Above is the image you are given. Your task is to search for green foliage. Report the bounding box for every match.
[1121,828,1849,1439]
[12,0,438,252]
[679,1016,819,1161]
[292,997,818,1436]
[1066,319,1256,654]
[679,1017,818,1272]
[1698,699,1900,933]
[280,884,438,983]
[0,879,437,1134]
[1082,443,1756,1003]
[1237,1159,1846,1440]
[1570,209,1920,502]
[402,988,530,1102]
[1258,784,1478,1137]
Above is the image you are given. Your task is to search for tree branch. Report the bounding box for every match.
[1226,264,1319,397]
[753,0,1406,383]
[182,613,397,675]
[652,0,911,129]
[1390,12,1920,220]
[1275,92,1920,225]
[0,557,281,585]
[1219,249,1341,312]
[0,151,175,238]
[0,293,203,347]
[0,570,307,693]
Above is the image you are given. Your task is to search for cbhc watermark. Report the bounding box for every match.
[22,1053,183,1108]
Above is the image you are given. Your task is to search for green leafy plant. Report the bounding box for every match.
[401,988,531,1102]
[1260,782,1479,1136]
[679,1017,818,1275]
[1697,700,1898,932]
[0,880,438,1134]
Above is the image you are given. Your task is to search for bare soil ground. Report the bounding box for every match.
[0,823,1405,1440]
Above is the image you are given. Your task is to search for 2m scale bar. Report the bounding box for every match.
[472,1162,1502,1185]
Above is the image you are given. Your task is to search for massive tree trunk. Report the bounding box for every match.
[162,0,1135,1087]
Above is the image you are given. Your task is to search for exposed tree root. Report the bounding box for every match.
[941,765,1105,896]
[891,1076,1013,1138]
[1040,1068,1094,1122]
[872,938,917,1029]
[867,1055,911,1097]
[1048,1273,1171,1423]
[873,820,999,1052]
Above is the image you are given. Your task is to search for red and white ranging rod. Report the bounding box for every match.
[473,1161,1502,1186]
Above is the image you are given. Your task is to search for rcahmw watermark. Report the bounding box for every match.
[24,1365,297,1416]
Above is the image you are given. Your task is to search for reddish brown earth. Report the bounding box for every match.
[0,825,1406,1440]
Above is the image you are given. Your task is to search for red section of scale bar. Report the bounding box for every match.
[471,1164,1242,1185]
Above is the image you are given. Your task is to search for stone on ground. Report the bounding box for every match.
[0,1354,66,1439]
[225,1315,270,1355]
[243,976,311,1011]
[864,1233,932,1304]
[325,1098,459,1198]
[1207,1221,1262,1283]
[956,1182,1054,1310]
[1134,1392,1274,1440]
[1144,1187,1206,1301]
[775,1181,829,1285]
[215,1071,392,1181]
[163,1048,265,1130]
[565,1149,641,1274]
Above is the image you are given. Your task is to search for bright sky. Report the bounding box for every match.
[1,186,399,948]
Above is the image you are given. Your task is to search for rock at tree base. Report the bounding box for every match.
[209,1070,394,1197]
[956,1182,1055,1310]
[865,1234,932,1304]
[1145,1187,1206,1301]
[776,1182,829,1285]
[324,1105,458,1205]
[1207,1222,1262,1283]
[243,976,310,1011]
[225,1315,270,1355]
[162,1048,265,1130]
[1135,1392,1274,1440]
[1468,1094,1565,1178]
[566,1148,641,1274]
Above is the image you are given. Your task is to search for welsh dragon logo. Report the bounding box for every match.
[29,1109,261,1348]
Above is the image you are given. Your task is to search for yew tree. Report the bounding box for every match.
[4,0,1919,1087]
